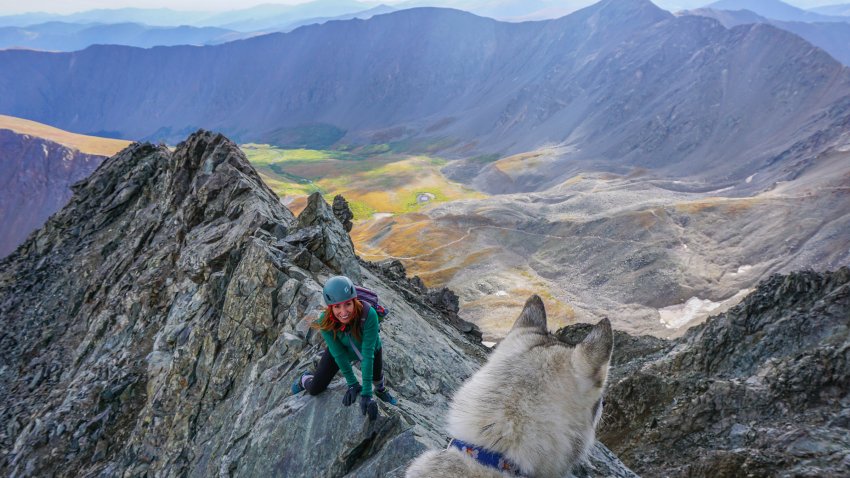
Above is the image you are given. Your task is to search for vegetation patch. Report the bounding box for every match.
[674,197,762,215]
[348,200,378,221]
[243,144,485,224]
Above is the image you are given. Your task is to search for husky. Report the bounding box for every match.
[406,295,613,478]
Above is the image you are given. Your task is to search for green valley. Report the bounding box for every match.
[241,143,485,218]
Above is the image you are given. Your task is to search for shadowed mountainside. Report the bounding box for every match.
[0,129,104,257]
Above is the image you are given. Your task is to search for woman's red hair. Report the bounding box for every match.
[313,298,364,341]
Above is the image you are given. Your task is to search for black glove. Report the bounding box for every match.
[343,383,361,407]
[360,395,378,421]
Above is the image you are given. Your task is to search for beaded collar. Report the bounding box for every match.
[448,438,525,476]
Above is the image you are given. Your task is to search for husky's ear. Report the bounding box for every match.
[511,294,547,333]
[574,317,613,388]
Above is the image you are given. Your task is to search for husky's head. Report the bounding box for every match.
[446,295,613,477]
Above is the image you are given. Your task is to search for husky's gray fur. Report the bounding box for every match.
[406,295,613,478]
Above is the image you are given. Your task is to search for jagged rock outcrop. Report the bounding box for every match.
[366,259,482,341]
[0,129,103,258]
[333,194,354,232]
[0,131,631,477]
[296,191,362,282]
[597,267,850,477]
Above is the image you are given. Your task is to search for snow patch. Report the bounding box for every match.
[659,289,751,329]
[730,265,752,276]
[494,290,508,297]
[659,297,722,329]
[372,213,394,220]
[482,341,497,348]
[746,174,756,184]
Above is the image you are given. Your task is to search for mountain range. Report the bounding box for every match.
[0,22,252,51]
[685,7,850,65]
[2,0,849,195]
[0,1,392,32]
[706,0,850,22]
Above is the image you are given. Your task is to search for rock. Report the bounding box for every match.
[297,192,361,282]
[426,287,460,315]
[600,267,850,477]
[332,195,354,232]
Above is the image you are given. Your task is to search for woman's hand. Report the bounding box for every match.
[360,395,378,420]
[343,383,362,406]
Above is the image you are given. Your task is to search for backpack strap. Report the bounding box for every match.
[344,305,373,362]
[346,335,364,362]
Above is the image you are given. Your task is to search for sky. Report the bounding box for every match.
[0,0,842,15]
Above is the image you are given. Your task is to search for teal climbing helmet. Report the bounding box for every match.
[323,276,357,306]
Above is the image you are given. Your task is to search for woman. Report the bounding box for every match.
[291,275,397,420]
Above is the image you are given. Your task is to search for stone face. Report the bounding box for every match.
[0,130,633,477]
[599,267,850,477]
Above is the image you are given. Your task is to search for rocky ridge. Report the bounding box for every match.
[0,131,630,477]
[595,267,850,476]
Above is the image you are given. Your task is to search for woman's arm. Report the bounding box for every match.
[359,307,380,396]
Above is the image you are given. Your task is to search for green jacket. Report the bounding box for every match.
[319,306,383,397]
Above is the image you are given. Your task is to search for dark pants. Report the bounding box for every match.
[306,347,384,396]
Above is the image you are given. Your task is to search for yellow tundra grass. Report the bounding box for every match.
[0,114,131,156]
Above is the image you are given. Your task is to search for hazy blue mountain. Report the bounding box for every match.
[1,0,849,193]
[282,4,397,32]
[810,3,850,16]
[0,1,381,31]
[40,8,210,27]
[0,22,252,51]
[0,13,62,27]
[203,0,378,31]
[687,8,850,65]
[706,0,850,22]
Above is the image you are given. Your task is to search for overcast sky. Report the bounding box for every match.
[0,0,841,15]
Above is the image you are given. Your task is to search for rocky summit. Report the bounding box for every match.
[0,131,631,477]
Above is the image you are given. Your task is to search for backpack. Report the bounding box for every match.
[355,286,389,321]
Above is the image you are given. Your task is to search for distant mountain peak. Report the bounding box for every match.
[570,0,672,26]
[591,0,670,15]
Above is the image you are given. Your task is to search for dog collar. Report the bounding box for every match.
[448,438,525,476]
